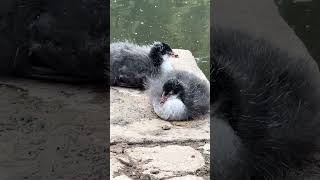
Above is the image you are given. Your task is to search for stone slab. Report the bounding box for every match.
[110,49,210,179]
[110,49,210,145]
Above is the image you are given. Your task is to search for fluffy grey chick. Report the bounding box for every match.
[148,70,210,120]
[110,41,178,89]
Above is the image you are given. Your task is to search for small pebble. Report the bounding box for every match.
[150,169,159,174]
[161,125,171,130]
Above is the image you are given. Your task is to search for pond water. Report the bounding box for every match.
[110,0,210,78]
[275,0,320,66]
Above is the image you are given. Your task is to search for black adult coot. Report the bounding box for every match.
[110,41,178,89]
[211,28,320,180]
[148,70,210,120]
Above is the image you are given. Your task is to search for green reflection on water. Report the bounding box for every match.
[111,0,210,78]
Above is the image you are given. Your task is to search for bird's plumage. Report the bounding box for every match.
[211,27,320,180]
[110,41,174,89]
[148,70,210,120]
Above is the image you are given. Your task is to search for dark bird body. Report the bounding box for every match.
[211,28,320,180]
[110,42,176,89]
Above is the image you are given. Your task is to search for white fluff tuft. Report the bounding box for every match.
[152,95,188,121]
[160,54,173,74]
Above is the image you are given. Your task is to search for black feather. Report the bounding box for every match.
[110,41,173,89]
[211,27,320,180]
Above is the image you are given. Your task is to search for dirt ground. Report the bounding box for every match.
[0,78,109,180]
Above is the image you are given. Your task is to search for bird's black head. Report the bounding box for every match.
[160,79,185,104]
[153,42,174,56]
[149,42,178,66]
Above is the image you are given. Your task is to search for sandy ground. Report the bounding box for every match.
[0,79,109,180]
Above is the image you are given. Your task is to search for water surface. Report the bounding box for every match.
[111,0,210,78]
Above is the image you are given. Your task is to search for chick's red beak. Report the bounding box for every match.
[169,51,179,58]
[160,93,167,104]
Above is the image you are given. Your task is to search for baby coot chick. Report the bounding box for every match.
[110,41,178,89]
[148,70,210,120]
[211,27,320,180]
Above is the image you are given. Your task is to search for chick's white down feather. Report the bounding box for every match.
[160,54,173,74]
[152,95,188,120]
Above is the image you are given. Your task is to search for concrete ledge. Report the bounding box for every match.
[110,49,210,179]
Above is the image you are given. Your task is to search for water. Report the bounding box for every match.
[110,0,210,78]
[275,0,320,66]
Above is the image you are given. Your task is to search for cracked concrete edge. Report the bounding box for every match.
[110,117,209,145]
